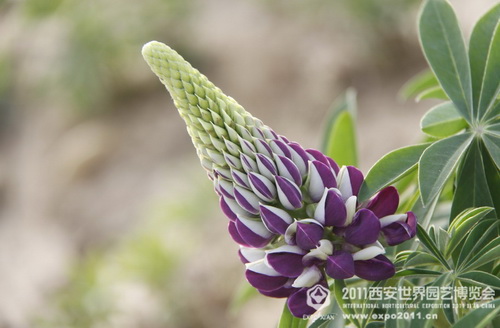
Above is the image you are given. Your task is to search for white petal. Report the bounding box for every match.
[284,221,298,244]
[240,247,266,262]
[238,215,273,238]
[337,166,353,200]
[292,266,322,288]
[313,189,329,225]
[344,196,358,226]
[266,244,305,255]
[307,162,326,202]
[352,245,386,261]
[245,259,280,276]
[379,214,406,228]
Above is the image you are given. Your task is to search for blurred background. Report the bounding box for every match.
[0,0,496,327]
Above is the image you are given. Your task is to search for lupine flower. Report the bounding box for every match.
[142,41,417,318]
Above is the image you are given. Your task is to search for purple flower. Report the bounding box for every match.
[142,41,418,318]
[380,212,417,246]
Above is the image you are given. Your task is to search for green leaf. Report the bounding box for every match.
[420,102,467,137]
[458,271,500,290]
[482,145,500,217]
[453,298,500,328]
[419,0,473,123]
[416,224,451,270]
[462,236,500,271]
[394,268,442,278]
[418,133,473,205]
[469,3,500,120]
[400,69,439,100]
[482,134,500,170]
[416,86,448,101]
[446,207,493,257]
[278,302,308,328]
[333,280,360,328]
[358,143,430,201]
[404,251,441,268]
[456,219,499,269]
[322,89,358,167]
[450,140,495,219]
[409,273,452,328]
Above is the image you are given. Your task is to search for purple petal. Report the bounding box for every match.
[220,197,237,221]
[306,149,330,166]
[275,154,302,186]
[223,152,242,169]
[240,153,258,173]
[239,136,257,155]
[231,168,250,188]
[260,204,293,234]
[326,251,355,279]
[326,157,340,175]
[354,255,395,281]
[287,282,329,317]
[220,196,252,219]
[255,139,273,158]
[259,286,297,298]
[364,186,399,218]
[267,246,306,278]
[228,221,250,246]
[279,135,290,143]
[275,176,303,210]
[256,153,277,179]
[251,127,266,139]
[214,167,231,180]
[248,172,276,202]
[245,263,288,291]
[236,216,273,248]
[344,209,381,245]
[314,188,346,227]
[382,212,417,246]
[234,186,261,215]
[288,143,309,176]
[307,161,337,202]
[270,139,292,158]
[216,178,235,199]
[346,166,364,196]
[296,221,324,250]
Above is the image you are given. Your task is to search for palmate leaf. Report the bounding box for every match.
[453,298,500,328]
[456,219,499,269]
[450,141,495,220]
[458,271,500,290]
[409,273,452,328]
[418,133,473,206]
[419,0,473,124]
[446,207,493,257]
[483,123,500,170]
[460,236,500,272]
[358,143,429,201]
[416,224,451,270]
[469,3,500,121]
[420,102,467,138]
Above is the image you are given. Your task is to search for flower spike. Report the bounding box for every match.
[142,41,417,318]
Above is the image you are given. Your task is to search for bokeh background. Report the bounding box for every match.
[0,0,496,327]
